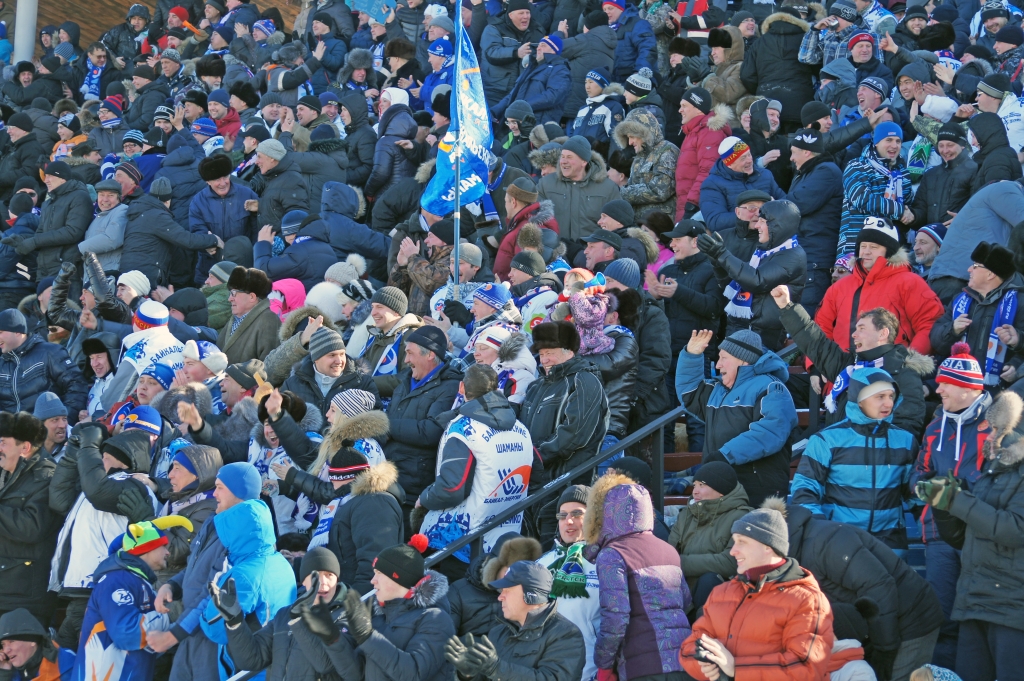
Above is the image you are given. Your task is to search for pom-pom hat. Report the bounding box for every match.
[937,342,985,390]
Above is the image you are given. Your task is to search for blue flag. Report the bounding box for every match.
[420,15,495,216]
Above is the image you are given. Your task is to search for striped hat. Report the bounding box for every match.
[191,118,218,137]
[121,516,192,556]
[134,299,170,330]
[253,19,276,37]
[122,129,145,146]
[937,342,984,390]
[475,325,513,351]
[330,388,378,419]
[123,405,163,436]
[918,223,947,247]
[718,136,750,166]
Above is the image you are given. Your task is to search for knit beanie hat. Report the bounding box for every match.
[324,254,367,288]
[872,120,903,145]
[140,362,175,390]
[506,177,538,204]
[191,118,218,137]
[600,199,634,227]
[430,218,456,246]
[133,299,169,329]
[217,462,262,501]
[604,258,641,289]
[718,136,750,166]
[342,279,376,304]
[209,260,237,284]
[510,251,546,278]
[918,223,947,247]
[719,329,764,365]
[569,292,614,356]
[586,66,611,88]
[978,72,1012,99]
[328,446,370,483]
[504,100,535,122]
[830,0,859,20]
[32,392,68,421]
[8,193,34,218]
[625,67,654,97]
[611,456,653,488]
[800,101,832,127]
[848,31,876,49]
[406,325,449,359]
[371,286,408,316]
[475,325,513,351]
[309,326,347,361]
[7,112,33,133]
[122,405,162,436]
[459,243,483,267]
[732,508,789,556]
[558,484,591,508]
[372,536,430,588]
[995,24,1024,46]
[330,388,377,419]
[300,546,342,582]
[791,128,824,153]
[0,309,27,334]
[694,461,738,495]
[856,216,901,258]
[256,138,287,161]
[562,135,592,162]
[224,359,267,390]
[681,87,712,114]
[474,282,512,310]
[183,339,228,374]
[936,121,968,147]
[937,341,985,390]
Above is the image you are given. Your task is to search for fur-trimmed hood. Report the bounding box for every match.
[885,247,910,268]
[626,227,659,262]
[497,331,531,364]
[982,391,1024,466]
[555,150,609,183]
[903,349,935,376]
[372,569,449,613]
[311,409,390,473]
[350,459,400,496]
[480,536,543,587]
[761,10,810,34]
[583,472,653,545]
[250,402,324,449]
[613,108,664,153]
[525,199,556,227]
[151,381,214,424]
[529,144,562,170]
[415,158,436,184]
[278,304,340,342]
[213,395,261,442]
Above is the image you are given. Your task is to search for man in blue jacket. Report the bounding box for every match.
[700,137,786,233]
[254,210,338,292]
[602,0,657,81]
[320,181,392,283]
[493,35,573,126]
[189,153,258,285]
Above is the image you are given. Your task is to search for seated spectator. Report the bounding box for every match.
[930,242,1024,390]
[700,137,786,232]
[677,328,798,506]
[390,218,456,318]
[33,392,69,460]
[428,244,488,324]
[679,507,835,681]
[914,224,946,280]
[281,325,381,417]
[494,178,558,281]
[739,11,818,132]
[0,608,64,679]
[0,193,39,311]
[815,217,943,355]
[354,287,423,397]
[492,34,572,126]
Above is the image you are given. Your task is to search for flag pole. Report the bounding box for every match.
[453,136,461,290]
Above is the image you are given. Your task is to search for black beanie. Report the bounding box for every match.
[8,193,34,217]
[800,101,832,127]
[693,461,738,495]
[373,537,428,588]
[611,456,653,489]
[558,484,591,508]
[584,10,608,28]
[300,547,341,582]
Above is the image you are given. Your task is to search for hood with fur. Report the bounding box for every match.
[214,395,260,442]
[903,349,935,376]
[982,391,1024,466]
[310,409,390,473]
[279,304,340,342]
[151,381,214,424]
[350,459,400,496]
[250,402,324,449]
[555,150,610,184]
[583,472,653,545]
[481,536,543,587]
[613,108,665,153]
[626,227,659,262]
[761,10,810,34]
[415,158,436,184]
[497,332,532,365]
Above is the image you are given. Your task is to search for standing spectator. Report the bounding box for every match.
[217,266,282,364]
[930,242,1024,389]
[0,114,46,204]
[364,102,418,200]
[0,194,39,311]
[613,108,679,219]
[557,12,617,122]
[815,217,944,355]
[0,309,87,418]
[677,328,798,506]
[493,35,573,125]
[254,139,309,231]
[33,393,69,460]
[740,11,817,130]
[839,121,912,255]
[799,0,868,68]
[914,225,945,280]
[791,366,917,549]
[389,219,455,317]
[78,179,128,275]
[281,326,380,417]
[339,91,378,188]
[968,112,1024,194]
[124,65,169,131]
[480,0,547,107]
[907,122,976,233]
[701,26,749,110]
[0,412,58,624]
[698,199,806,351]
[700,137,786,232]
[538,136,622,242]
[190,153,258,285]
[674,89,732,221]
[602,0,658,81]
[679,507,834,681]
[0,609,62,678]
[356,287,422,396]
[586,472,691,681]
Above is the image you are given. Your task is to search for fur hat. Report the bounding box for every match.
[385,38,418,60]
[0,411,45,446]
[195,54,227,78]
[257,390,307,425]
[707,27,733,48]
[971,241,1016,280]
[669,36,701,57]
[532,321,580,353]
[982,390,1024,463]
[198,153,233,181]
[227,266,273,299]
[917,21,956,51]
[228,81,261,110]
[480,535,543,588]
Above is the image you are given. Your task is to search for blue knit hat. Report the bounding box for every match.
[172,449,199,475]
[0,308,28,334]
[918,223,947,247]
[207,89,230,107]
[253,19,276,38]
[474,282,512,310]
[191,117,218,137]
[123,405,163,436]
[140,362,175,390]
[540,34,563,54]
[217,462,262,501]
[428,37,452,57]
[33,392,68,420]
[586,67,611,88]
[872,121,903,144]
[604,258,641,289]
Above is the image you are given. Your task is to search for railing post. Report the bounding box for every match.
[653,421,665,512]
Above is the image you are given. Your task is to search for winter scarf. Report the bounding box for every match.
[548,540,590,598]
[952,289,1018,385]
[82,58,105,99]
[723,235,799,318]
[102,116,123,129]
[824,356,885,413]
[866,145,905,203]
[906,135,933,180]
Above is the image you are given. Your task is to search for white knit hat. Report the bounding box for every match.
[183,339,229,375]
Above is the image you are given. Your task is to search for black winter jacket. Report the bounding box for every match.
[281,357,382,423]
[100,21,143,61]
[739,12,816,124]
[154,132,206,228]
[119,193,219,287]
[786,153,844,267]
[124,79,170,130]
[659,63,690,146]
[655,252,722,358]
[0,453,58,614]
[969,113,1024,194]
[257,153,309,230]
[588,326,639,438]
[0,134,46,202]
[631,294,674,423]
[477,601,586,681]
[448,553,501,637]
[339,92,378,188]
[0,334,87,417]
[279,133,349,210]
[32,178,93,278]
[365,104,418,198]
[910,148,977,228]
[384,363,463,498]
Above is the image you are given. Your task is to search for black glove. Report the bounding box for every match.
[117,483,156,522]
[465,634,499,677]
[69,421,107,449]
[342,588,373,646]
[290,572,320,616]
[682,55,710,82]
[683,202,699,219]
[299,601,341,644]
[209,577,244,628]
[866,646,899,681]
[445,634,483,676]
[696,231,726,261]
[443,299,473,327]
[702,6,726,27]
[59,261,77,280]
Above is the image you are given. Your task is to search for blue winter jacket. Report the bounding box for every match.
[420,62,454,115]
[699,159,786,232]
[189,178,259,284]
[201,499,296,681]
[791,367,917,546]
[166,517,226,641]
[610,6,657,81]
[321,181,391,264]
[154,132,207,229]
[0,212,38,291]
[254,220,338,291]
[135,152,165,193]
[492,55,573,125]
[785,154,844,266]
[839,144,911,255]
[310,35,348,95]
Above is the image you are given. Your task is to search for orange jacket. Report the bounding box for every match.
[679,559,834,681]
[814,249,943,356]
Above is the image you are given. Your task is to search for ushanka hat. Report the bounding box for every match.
[971,241,1016,280]
[121,516,193,555]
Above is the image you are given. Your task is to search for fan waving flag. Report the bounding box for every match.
[420,15,495,216]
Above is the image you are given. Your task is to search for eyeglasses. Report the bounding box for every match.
[969,262,988,271]
[555,510,585,521]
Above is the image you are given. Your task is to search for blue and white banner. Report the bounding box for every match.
[420,14,495,216]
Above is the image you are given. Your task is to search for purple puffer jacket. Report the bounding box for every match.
[585,480,692,680]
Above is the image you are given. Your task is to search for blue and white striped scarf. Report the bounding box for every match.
[723,235,799,318]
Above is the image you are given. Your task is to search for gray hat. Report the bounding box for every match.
[224,359,266,390]
[309,326,347,361]
[95,178,123,195]
[489,560,554,604]
[33,392,68,421]
[562,135,592,162]
[459,243,483,267]
[161,48,182,64]
[209,260,237,283]
[371,286,408,316]
[731,508,789,557]
[558,484,591,508]
[504,100,535,122]
[429,15,456,32]
[511,250,546,278]
[719,329,764,365]
[150,176,173,201]
[600,199,634,228]
[258,92,282,109]
[257,139,287,161]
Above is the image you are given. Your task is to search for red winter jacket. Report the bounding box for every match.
[814,249,944,355]
[216,107,242,142]
[493,200,558,281]
[674,104,731,220]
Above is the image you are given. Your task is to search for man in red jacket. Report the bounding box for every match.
[814,217,943,356]
[674,87,731,220]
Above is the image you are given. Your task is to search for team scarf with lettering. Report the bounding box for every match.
[548,540,589,598]
[952,289,1018,385]
[723,235,799,318]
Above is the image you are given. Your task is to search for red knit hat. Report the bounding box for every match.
[937,342,985,390]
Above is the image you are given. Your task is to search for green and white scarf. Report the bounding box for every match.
[547,541,590,599]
